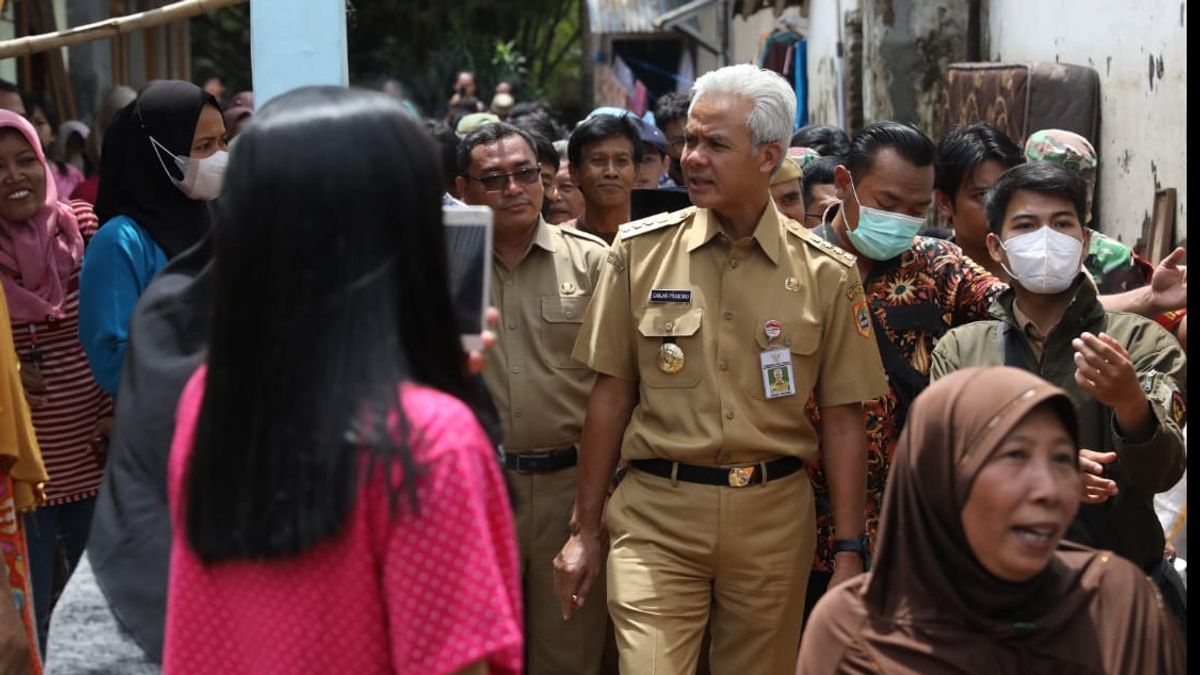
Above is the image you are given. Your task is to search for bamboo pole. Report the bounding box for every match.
[0,0,248,60]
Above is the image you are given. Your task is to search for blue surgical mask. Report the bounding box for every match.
[842,178,924,261]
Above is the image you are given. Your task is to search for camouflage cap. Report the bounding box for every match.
[1025,129,1097,177]
[456,112,501,135]
[771,156,804,186]
[787,146,820,168]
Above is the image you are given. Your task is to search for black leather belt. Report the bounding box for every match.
[630,456,803,488]
[503,446,578,474]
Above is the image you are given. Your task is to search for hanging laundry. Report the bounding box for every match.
[630,80,649,116]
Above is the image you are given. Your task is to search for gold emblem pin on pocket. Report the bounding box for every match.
[657,342,685,374]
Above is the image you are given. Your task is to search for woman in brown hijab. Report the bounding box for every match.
[797,366,1185,674]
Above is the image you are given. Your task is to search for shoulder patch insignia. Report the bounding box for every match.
[619,206,694,240]
[853,299,872,338]
[1170,390,1186,427]
[845,280,865,301]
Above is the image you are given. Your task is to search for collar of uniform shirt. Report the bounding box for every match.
[685,202,782,265]
[494,216,558,265]
[1011,299,1058,346]
[531,216,558,253]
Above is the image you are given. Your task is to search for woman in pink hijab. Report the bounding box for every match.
[0,109,112,658]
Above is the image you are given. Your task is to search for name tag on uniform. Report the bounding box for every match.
[649,289,692,303]
[761,348,796,399]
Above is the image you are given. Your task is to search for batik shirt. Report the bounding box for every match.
[806,232,1005,572]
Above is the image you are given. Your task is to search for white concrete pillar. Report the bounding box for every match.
[250,0,347,106]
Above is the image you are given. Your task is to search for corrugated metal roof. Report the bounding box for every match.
[586,0,696,35]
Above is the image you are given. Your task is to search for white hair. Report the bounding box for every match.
[690,64,796,149]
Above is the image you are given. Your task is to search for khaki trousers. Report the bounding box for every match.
[605,465,815,675]
[507,465,608,675]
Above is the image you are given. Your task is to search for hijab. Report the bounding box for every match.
[798,366,1185,674]
[95,80,217,259]
[0,110,85,323]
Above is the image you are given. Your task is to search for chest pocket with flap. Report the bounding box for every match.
[749,317,821,402]
[541,296,590,368]
[637,307,704,387]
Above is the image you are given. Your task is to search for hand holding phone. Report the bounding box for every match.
[442,205,493,352]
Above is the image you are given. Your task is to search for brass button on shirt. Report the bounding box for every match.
[483,217,608,453]
[572,204,887,465]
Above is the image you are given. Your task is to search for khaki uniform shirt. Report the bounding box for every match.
[572,203,887,465]
[482,217,608,453]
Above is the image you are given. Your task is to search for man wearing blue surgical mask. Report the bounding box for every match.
[803,121,1008,619]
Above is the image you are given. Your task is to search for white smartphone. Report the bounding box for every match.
[442,205,493,352]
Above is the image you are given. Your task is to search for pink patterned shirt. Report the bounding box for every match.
[163,367,523,674]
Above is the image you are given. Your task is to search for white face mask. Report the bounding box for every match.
[1000,226,1085,294]
[150,135,228,201]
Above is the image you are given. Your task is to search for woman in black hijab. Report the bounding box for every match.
[78,81,225,397]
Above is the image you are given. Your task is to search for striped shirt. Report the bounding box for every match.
[9,200,112,505]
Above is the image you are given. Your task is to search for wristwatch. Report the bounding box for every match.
[833,535,870,567]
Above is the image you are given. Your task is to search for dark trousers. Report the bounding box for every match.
[23,497,96,655]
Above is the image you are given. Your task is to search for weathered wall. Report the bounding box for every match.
[696,6,720,76]
[804,0,858,126]
[862,0,969,131]
[985,0,1188,248]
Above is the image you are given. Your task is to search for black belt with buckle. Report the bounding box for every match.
[630,456,803,488]
[503,446,578,474]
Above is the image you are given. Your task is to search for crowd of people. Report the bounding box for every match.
[0,60,1186,674]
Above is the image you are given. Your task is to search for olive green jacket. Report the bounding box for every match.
[930,277,1187,572]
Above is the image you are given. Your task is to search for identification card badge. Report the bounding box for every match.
[760,348,796,399]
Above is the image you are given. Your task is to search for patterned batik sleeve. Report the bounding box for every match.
[950,246,1006,325]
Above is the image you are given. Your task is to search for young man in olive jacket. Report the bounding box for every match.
[930,163,1186,624]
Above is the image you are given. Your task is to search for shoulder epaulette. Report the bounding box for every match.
[785,220,856,267]
[559,226,609,248]
[618,206,695,240]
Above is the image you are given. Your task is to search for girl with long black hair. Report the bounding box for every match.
[161,86,521,675]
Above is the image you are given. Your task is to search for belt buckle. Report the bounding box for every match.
[727,465,756,488]
[520,454,546,472]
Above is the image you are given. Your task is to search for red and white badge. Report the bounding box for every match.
[763,319,782,342]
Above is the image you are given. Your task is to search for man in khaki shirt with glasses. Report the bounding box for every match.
[553,66,886,675]
[457,123,610,675]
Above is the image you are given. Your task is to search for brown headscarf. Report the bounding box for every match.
[797,367,1185,674]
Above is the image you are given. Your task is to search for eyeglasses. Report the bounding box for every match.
[466,167,541,192]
